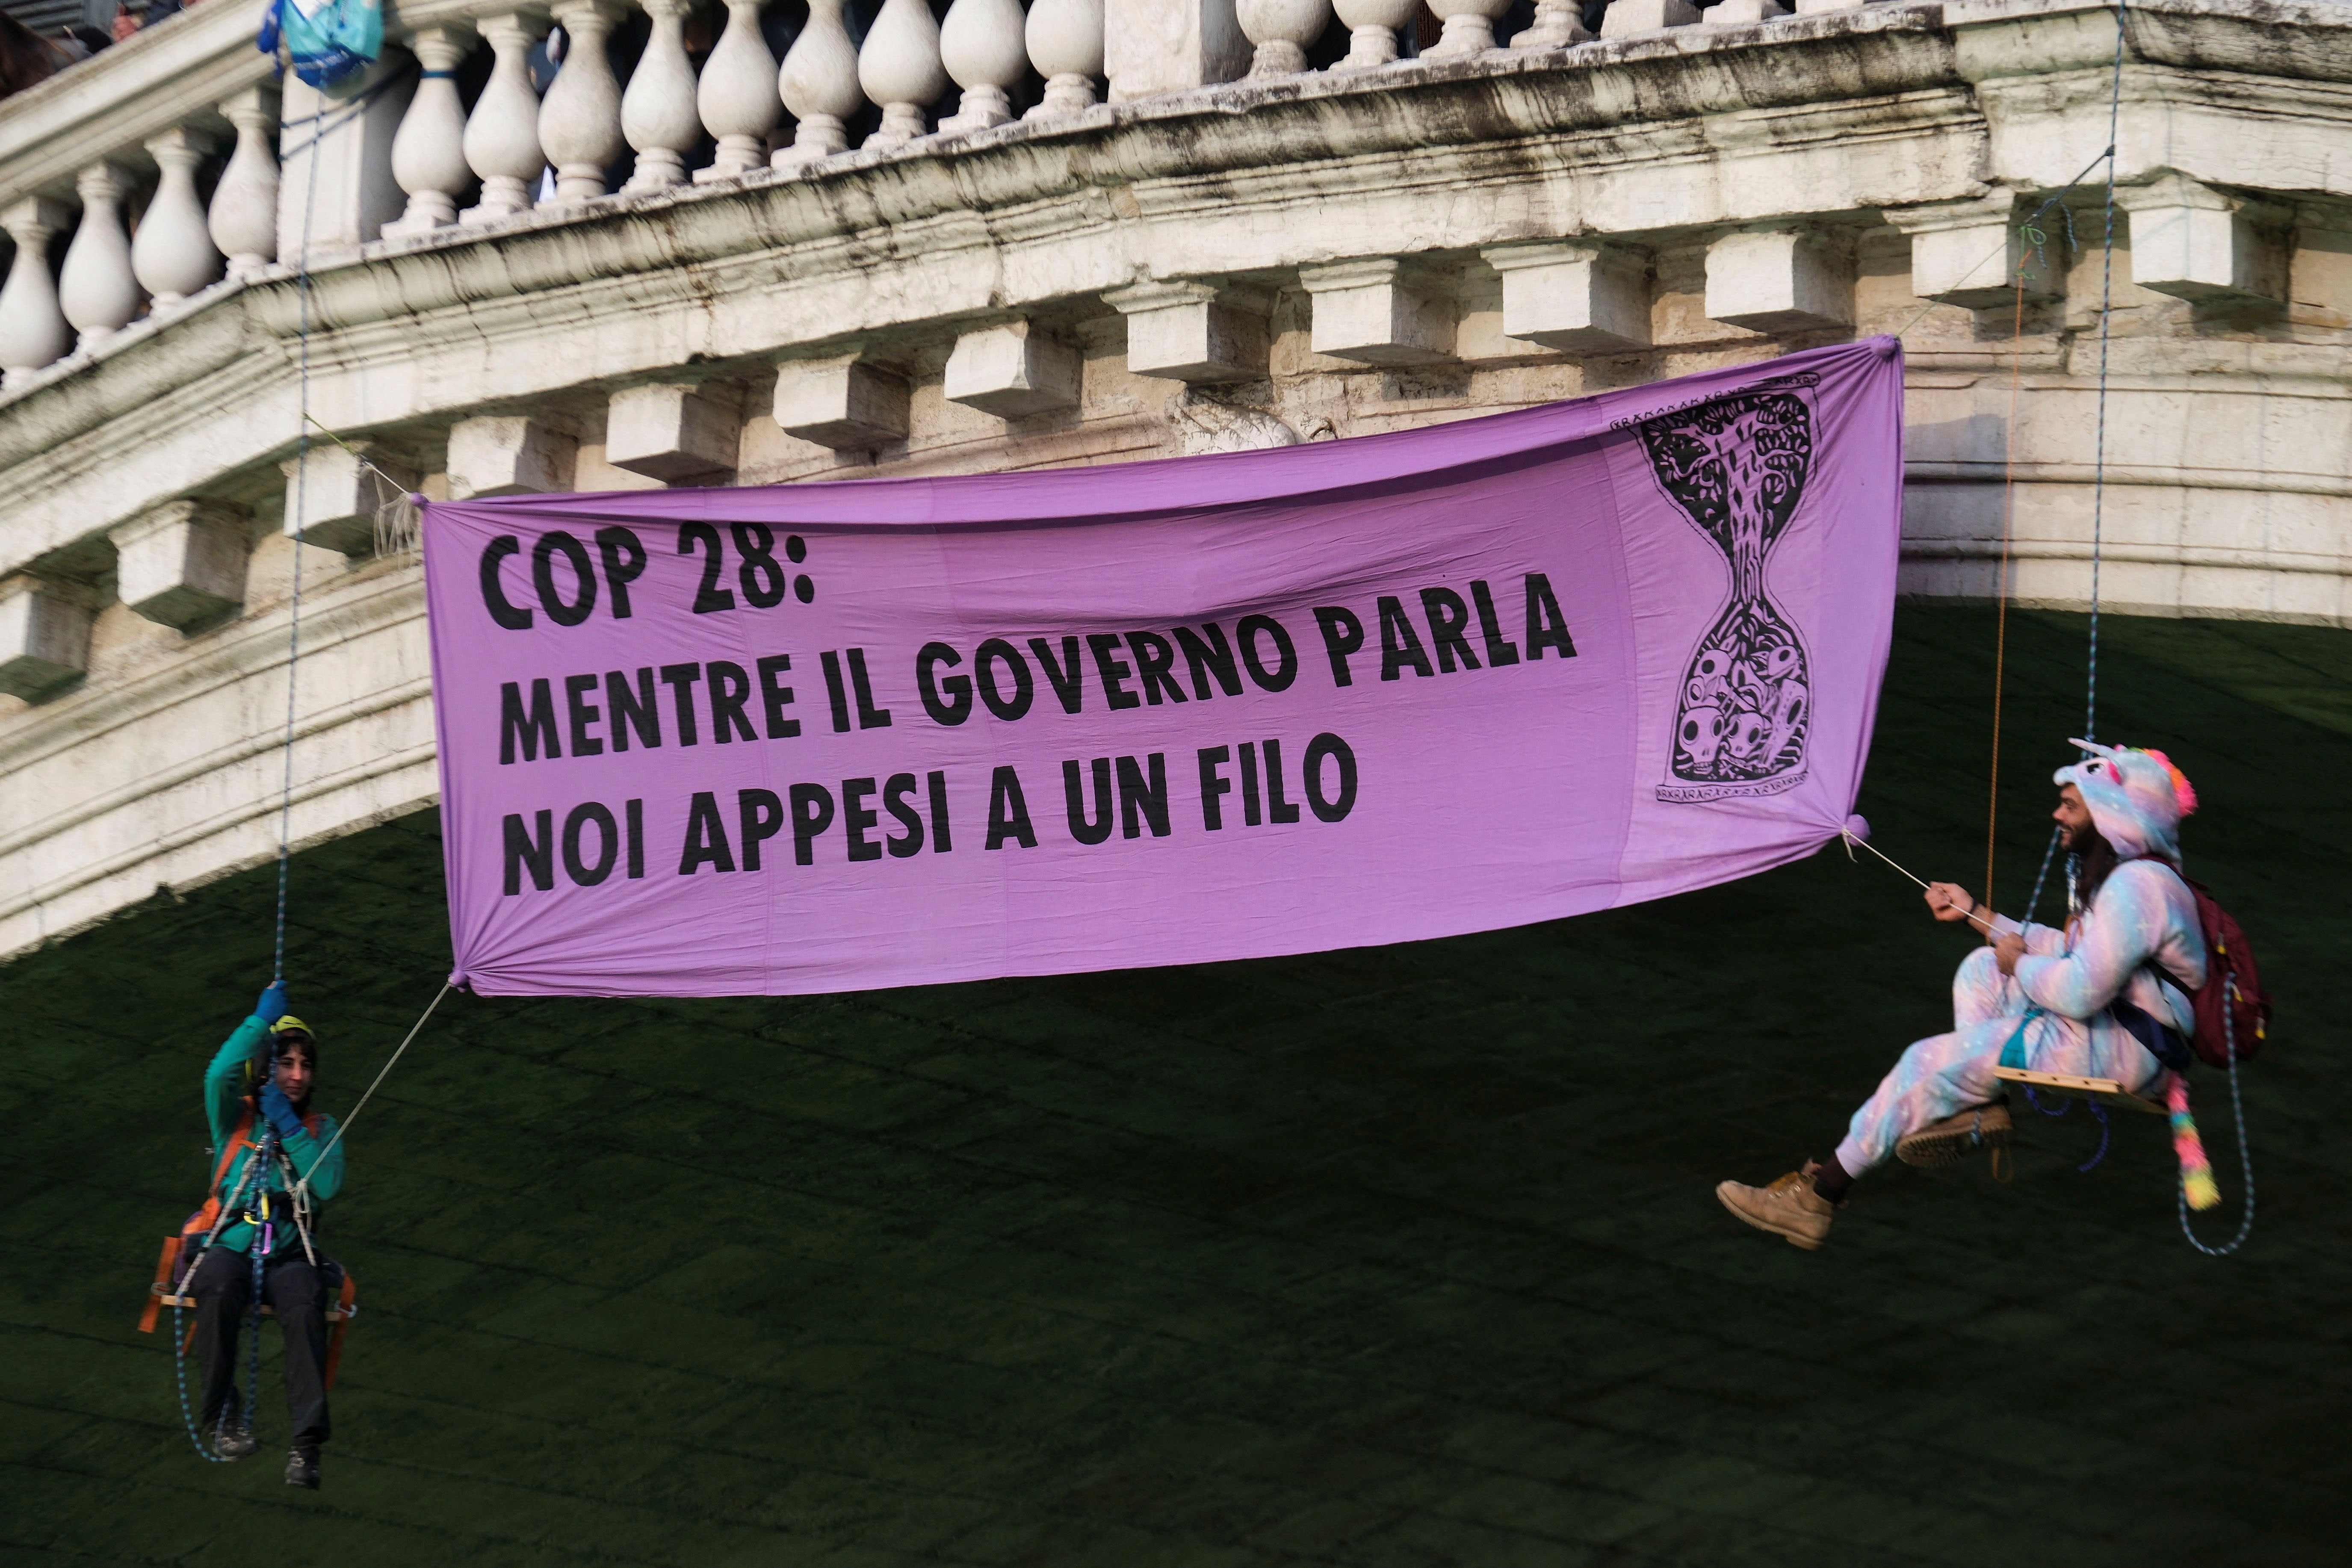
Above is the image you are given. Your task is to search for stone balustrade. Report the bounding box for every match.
[0,0,1958,389]
[1,0,2349,958]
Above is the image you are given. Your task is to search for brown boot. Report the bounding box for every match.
[1716,1161,1837,1250]
[1895,1099,2014,1169]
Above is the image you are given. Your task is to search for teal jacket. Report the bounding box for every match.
[204,1015,344,1256]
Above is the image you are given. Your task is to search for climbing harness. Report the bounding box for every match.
[145,1101,357,1461]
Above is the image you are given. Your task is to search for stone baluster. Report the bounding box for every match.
[0,199,73,388]
[540,0,625,202]
[938,0,1027,133]
[695,0,780,181]
[1105,0,1251,98]
[388,25,478,233]
[860,0,948,149]
[208,88,281,275]
[1332,0,1415,66]
[1599,0,1699,36]
[1513,0,1595,46]
[775,0,865,169]
[623,0,703,189]
[276,59,416,258]
[1239,0,1331,75]
[463,12,549,220]
[132,129,224,309]
[1023,0,1103,118]
[1424,0,1511,55]
[59,164,141,354]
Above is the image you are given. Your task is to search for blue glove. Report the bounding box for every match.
[259,1082,305,1140]
[254,982,288,1028]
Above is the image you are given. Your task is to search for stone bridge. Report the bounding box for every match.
[0,0,2346,957]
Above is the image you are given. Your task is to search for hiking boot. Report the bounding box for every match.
[1896,1099,2014,1169]
[211,1416,255,1462]
[1717,1161,1838,1250]
[285,1446,321,1489]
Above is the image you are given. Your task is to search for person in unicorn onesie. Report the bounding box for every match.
[1717,740,2209,1249]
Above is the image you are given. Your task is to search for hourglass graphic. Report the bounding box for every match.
[1640,381,1818,803]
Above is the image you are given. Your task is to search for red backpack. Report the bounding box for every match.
[2178,874,2270,1069]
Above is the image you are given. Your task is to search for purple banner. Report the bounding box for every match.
[424,340,1903,997]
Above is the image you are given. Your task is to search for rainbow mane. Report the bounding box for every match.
[2141,748,2199,817]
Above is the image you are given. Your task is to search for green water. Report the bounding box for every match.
[5,606,2346,1565]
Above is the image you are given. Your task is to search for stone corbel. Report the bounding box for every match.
[2119,174,2282,304]
[944,320,1082,419]
[1298,258,1454,366]
[1884,193,2057,309]
[109,499,251,629]
[772,352,911,450]
[1704,226,1852,333]
[606,383,739,482]
[0,573,94,701]
[283,441,417,556]
[446,413,581,498]
[1105,280,1271,384]
[1481,241,1651,352]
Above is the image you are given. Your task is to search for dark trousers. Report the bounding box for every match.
[187,1245,331,1450]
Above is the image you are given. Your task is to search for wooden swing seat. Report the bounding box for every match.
[1992,1065,2164,1116]
[149,1284,352,1322]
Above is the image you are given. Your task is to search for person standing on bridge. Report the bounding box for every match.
[186,986,345,1487]
[1716,741,2208,1249]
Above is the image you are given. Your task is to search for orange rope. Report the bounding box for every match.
[1985,266,2028,907]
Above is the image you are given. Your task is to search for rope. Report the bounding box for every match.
[292,981,453,1202]
[1839,827,1997,935]
[2179,977,2256,1255]
[1984,281,2027,908]
[168,1150,266,1461]
[1883,147,2118,347]
[271,81,331,989]
[245,1201,266,1441]
[301,413,419,500]
[2022,823,2062,927]
[2086,0,2127,745]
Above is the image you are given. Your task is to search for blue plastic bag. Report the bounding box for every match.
[257,0,383,91]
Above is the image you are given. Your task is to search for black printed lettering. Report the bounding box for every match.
[738,788,785,871]
[659,663,703,746]
[1376,596,1435,681]
[499,679,561,764]
[708,661,756,744]
[503,809,554,894]
[607,668,660,751]
[883,772,925,858]
[789,782,836,866]
[1064,758,1114,846]
[985,766,1037,850]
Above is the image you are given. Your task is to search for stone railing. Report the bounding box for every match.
[0,0,1941,390]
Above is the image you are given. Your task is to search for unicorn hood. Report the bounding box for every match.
[2053,738,2197,863]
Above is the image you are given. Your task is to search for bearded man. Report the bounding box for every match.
[1717,740,2208,1249]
